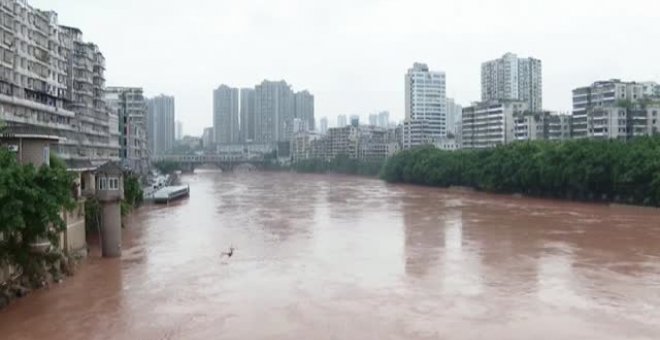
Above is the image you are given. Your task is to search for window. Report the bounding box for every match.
[109,177,119,190]
[98,177,108,190]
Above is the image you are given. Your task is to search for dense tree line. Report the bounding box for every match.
[293,155,385,177]
[381,137,660,206]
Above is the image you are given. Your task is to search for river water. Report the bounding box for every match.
[1,171,660,339]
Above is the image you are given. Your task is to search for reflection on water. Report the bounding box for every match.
[1,171,660,339]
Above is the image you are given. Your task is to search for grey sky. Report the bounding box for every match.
[35,0,660,136]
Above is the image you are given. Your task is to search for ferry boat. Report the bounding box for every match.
[153,185,190,204]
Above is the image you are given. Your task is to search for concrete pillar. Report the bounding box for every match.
[100,203,122,257]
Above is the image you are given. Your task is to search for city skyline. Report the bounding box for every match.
[31,0,660,136]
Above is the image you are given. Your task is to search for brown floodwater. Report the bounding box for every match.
[1,171,660,339]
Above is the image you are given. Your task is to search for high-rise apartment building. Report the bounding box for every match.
[0,2,118,166]
[175,120,183,140]
[337,114,347,128]
[294,90,314,132]
[446,98,463,136]
[213,85,239,145]
[403,63,446,149]
[572,79,660,139]
[202,127,214,149]
[239,88,255,143]
[481,52,542,112]
[377,111,390,128]
[254,80,294,144]
[350,115,360,127]
[369,114,378,127]
[147,95,175,155]
[105,87,148,172]
[319,117,328,134]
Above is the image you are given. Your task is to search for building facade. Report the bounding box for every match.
[642,82,660,97]
[254,80,294,144]
[514,111,572,141]
[337,114,347,128]
[403,63,447,149]
[369,114,378,127]
[239,87,255,143]
[378,111,390,128]
[0,2,118,167]
[147,94,175,155]
[294,90,314,132]
[296,125,401,162]
[202,127,214,149]
[319,117,328,134]
[572,80,660,139]
[175,120,182,140]
[350,115,359,127]
[105,87,148,172]
[213,85,239,145]
[446,98,462,136]
[481,52,542,112]
[461,100,528,149]
[291,131,320,162]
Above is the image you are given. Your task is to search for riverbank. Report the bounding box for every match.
[381,137,660,207]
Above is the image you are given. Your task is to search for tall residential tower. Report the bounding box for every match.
[403,63,447,149]
[147,95,175,155]
[481,52,543,112]
[213,85,239,145]
[294,90,315,132]
[239,88,256,143]
[254,80,294,144]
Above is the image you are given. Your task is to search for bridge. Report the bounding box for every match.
[152,154,269,172]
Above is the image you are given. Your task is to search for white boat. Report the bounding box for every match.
[153,185,190,204]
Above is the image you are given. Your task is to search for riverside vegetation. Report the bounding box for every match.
[381,137,660,206]
[0,149,76,306]
[0,145,144,307]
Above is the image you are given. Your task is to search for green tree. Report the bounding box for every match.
[0,150,75,281]
[121,174,143,217]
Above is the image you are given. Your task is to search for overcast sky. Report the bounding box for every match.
[35,0,660,136]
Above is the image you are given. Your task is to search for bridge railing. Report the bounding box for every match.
[152,154,266,163]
